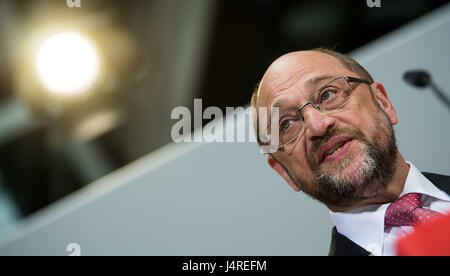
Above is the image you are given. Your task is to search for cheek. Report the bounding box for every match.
[279,139,315,179]
[352,96,383,130]
[340,103,379,137]
[349,111,371,131]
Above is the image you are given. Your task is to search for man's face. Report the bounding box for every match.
[258,51,399,209]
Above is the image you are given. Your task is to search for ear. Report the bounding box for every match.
[267,155,301,192]
[371,82,398,125]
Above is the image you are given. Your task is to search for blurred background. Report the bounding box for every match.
[0,0,448,239]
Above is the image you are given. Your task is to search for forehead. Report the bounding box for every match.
[258,51,351,108]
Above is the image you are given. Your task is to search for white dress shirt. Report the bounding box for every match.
[330,162,450,256]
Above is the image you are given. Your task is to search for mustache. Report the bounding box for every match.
[308,127,367,167]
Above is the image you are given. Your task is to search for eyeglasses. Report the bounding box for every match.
[262,76,371,150]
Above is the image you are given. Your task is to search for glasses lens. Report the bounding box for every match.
[312,77,352,111]
[264,109,302,147]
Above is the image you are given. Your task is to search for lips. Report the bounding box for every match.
[316,136,354,164]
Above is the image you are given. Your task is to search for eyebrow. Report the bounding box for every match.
[307,74,335,86]
[271,74,335,108]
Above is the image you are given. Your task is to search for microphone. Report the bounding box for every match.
[403,70,450,110]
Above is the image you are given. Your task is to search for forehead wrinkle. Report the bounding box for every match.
[265,67,306,96]
[258,51,350,108]
[259,69,308,109]
[266,73,336,109]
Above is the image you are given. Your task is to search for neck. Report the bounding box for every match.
[328,151,410,213]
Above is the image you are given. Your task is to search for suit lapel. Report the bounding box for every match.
[329,227,371,256]
[329,172,450,256]
[422,172,450,195]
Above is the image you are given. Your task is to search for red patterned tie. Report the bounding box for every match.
[385,193,443,228]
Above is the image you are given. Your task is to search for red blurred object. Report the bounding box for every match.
[397,213,450,256]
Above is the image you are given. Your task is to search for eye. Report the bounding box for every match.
[280,119,293,133]
[320,90,337,102]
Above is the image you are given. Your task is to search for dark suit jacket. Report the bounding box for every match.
[328,172,450,256]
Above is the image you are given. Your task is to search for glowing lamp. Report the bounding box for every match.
[36,32,99,96]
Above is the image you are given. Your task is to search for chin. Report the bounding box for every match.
[321,151,372,184]
[316,148,380,198]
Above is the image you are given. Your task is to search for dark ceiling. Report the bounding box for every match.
[198,0,447,110]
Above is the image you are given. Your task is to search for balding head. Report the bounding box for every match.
[252,48,373,107]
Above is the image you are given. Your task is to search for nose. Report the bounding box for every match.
[301,106,336,140]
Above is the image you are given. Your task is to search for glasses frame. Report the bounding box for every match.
[266,76,372,150]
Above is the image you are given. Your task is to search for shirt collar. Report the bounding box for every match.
[400,162,450,200]
[329,161,450,255]
[330,202,387,255]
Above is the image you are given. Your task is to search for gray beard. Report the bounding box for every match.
[312,138,397,208]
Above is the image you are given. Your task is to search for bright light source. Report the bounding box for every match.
[36,32,99,96]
